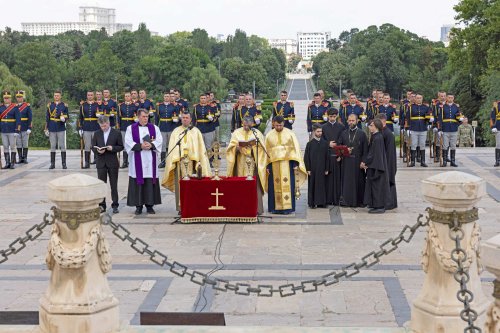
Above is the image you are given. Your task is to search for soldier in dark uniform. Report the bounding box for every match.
[238,94,262,130]
[102,89,118,128]
[14,90,32,164]
[78,91,100,169]
[307,93,329,136]
[45,90,69,169]
[156,91,182,168]
[400,90,414,160]
[231,94,245,132]
[431,91,447,162]
[366,89,379,112]
[378,93,399,132]
[317,90,331,108]
[172,89,189,113]
[491,100,500,167]
[118,92,138,168]
[0,91,20,169]
[408,94,434,167]
[208,91,222,140]
[436,93,463,167]
[193,93,217,153]
[138,89,155,123]
[339,93,366,129]
[130,89,139,103]
[273,90,295,129]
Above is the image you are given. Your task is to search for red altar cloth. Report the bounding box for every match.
[179,176,258,223]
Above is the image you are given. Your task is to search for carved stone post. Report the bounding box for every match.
[39,174,119,333]
[411,171,489,332]
[482,235,500,333]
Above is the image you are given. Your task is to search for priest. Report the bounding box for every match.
[363,119,392,214]
[304,123,329,208]
[338,114,368,207]
[321,108,345,205]
[265,116,307,215]
[162,112,211,212]
[226,116,267,214]
[125,108,163,215]
[375,113,398,210]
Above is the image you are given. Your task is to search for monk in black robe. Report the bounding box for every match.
[321,108,344,205]
[376,113,398,210]
[338,114,368,207]
[363,119,392,213]
[304,123,329,208]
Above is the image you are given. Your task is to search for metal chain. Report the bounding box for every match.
[0,206,56,264]
[101,211,430,297]
[448,211,482,333]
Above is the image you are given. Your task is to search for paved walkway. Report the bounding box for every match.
[0,77,498,329]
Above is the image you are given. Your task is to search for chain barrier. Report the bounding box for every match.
[0,206,56,264]
[447,210,482,333]
[101,211,430,297]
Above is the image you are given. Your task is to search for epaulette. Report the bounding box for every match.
[273,101,278,106]
[80,101,84,105]
[322,101,329,107]
[423,103,429,106]
[215,99,220,103]
[456,103,460,107]
[290,101,294,107]
[156,102,161,106]
[47,103,51,108]
[25,103,30,106]
[256,105,262,110]
[494,101,498,108]
[431,99,438,106]
[389,103,396,108]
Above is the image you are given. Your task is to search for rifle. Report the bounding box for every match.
[428,128,434,159]
[439,134,444,167]
[405,131,411,167]
[80,134,84,169]
[399,128,404,158]
[433,131,439,163]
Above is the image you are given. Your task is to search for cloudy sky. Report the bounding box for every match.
[3,0,460,41]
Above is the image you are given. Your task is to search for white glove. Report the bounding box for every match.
[429,117,435,123]
[173,118,179,123]
[427,125,432,130]
[109,113,115,117]
[60,115,66,122]
[207,115,214,121]
[393,117,399,124]
[322,116,328,121]
[493,128,498,133]
[438,131,443,137]
[459,117,464,122]
[26,129,31,135]
[44,129,49,137]
[255,118,261,125]
[433,127,438,133]
[288,119,294,124]
[361,116,367,122]
[134,118,139,122]
[78,129,83,137]
[14,132,19,137]
[407,130,412,136]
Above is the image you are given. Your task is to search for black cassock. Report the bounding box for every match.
[363,131,392,209]
[382,127,398,209]
[304,138,330,207]
[338,127,368,207]
[322,121,345,205]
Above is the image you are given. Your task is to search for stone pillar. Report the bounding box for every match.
[39,174,119,333]
[482,235,500,333]
[411,171,489,332]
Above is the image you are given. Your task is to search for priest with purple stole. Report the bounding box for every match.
[125,108,163,215]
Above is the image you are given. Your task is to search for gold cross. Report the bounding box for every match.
[208,188,226,210]
[207,141,226,180]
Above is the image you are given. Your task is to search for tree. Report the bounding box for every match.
[192,28,211,54]
[183,64,228,102]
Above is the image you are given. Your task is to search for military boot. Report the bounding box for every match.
[23,148,28,164]
[409,150,416,167]
[434,146,440,163]
[495,149,500,167]
[83,151,90,169]
[420,150,428,167]
[442,149,448,167]
[61,152,67,169]
[2,153,10,169]
[416,147,421,163]
[450,149,458,167]
[49,152,56,169]
[16,148,23,163]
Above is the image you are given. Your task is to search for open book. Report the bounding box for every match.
[93,146,108,150]
[238,138,256,148]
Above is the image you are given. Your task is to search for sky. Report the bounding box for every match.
[2,0,460,41]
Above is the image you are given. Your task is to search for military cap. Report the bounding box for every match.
[15,90,25,97]
[2,90,11,99]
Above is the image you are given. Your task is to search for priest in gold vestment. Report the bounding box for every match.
[162,112,211,211]
[226,116,267,214]
[265,115,307,214]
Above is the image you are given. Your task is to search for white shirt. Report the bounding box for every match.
[125,124,163,179]
[103,128,111,145]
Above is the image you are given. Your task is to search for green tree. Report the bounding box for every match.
[183,64,228,102]
[192,28,211,54]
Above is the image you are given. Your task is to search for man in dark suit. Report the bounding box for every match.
[92,116,124,213]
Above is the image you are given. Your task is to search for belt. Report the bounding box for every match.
[410,116,426,120]
[443,119,458,123]
[121,117,135,121]
[311,119,325,123]
[20,118,28,121]
[386,121,393,124]
[49,118,62,122]
[84,117,98,121]
[1,119,16,122]
[160,118,173,121]
[196,119,210,123]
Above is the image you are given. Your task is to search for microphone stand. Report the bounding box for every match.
[250,127,271,221]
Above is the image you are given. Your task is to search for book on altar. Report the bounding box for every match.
[238,138,256,147]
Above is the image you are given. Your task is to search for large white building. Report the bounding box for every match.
[268,38,297,57]
[440,24,453,44]
[297,32,331,60]
[22,6,132,36]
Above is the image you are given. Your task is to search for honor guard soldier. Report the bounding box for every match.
[491,100,500,167]
[273,90,295,129]
[118,92,139,168]
[45,90,69,169]
[366,89,379,111]
[400,91,415,160]
[408,94,434,167]
[378,93,398,132]
[103,89,118,128]
[239,94,262,129]
[78,91,99,169]
[0,91,20,169]
[95,90,105,118]
[437,93,463,167]
[339,93,366,129]
[156,91,182,168]
[431,91,447,162]
[138,89,155,122]
[307,93,329,135]
[193,93,217,154]
[367,90,384,120]
[14,90,32,164]
[231,94,245,132]
[172,89,189,113]
[130,89,139,103]
[317,90,331,108]
[207,92,222,139]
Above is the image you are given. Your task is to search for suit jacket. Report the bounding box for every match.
[91,128,124,169]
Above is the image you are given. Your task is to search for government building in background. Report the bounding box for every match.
[268,39,298,58]
[297,31,330,60]
[22,6,132,36]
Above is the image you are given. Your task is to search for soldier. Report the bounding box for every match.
[45,90,69,169]
[378,93,399,132]
[231,94,245,132]
[172,89,189,113]
[408,93,434,167]
[317,90,331,108]
[78,91,100,169]
[366,89,379,111]
[156,91,182,168]
[457,117,474,148]
[431,91,447,163]
[118,92,139,168]
[272,90,295,129]
[130,89,139,103]
[367,90,384,120]
[193,93,217,165]
[491,100,500,167]
[239,94,262,129]
[102,89,118,128]
[399,90,414,160]
[207,92,221,140]
[138,89,155,122]
[339,93,366,129]
[0,91,20,169]
[14,90,32,164]
[437,93,463,167]
[307,93,329,136]
[95,90,105,118]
